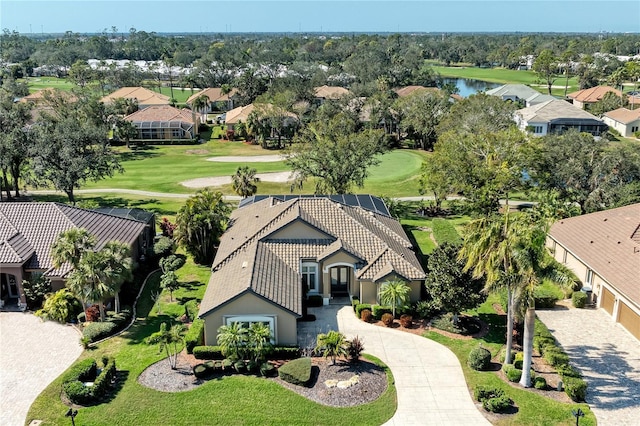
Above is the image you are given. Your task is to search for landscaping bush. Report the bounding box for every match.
[347,336,364,363]
[483,395,512,413]
[63,357,116,404]
[268,346,301,360]
[474,385,505,402]
[355,304,372,318]
[431,313,462,334]
[534,286,561,308]
[534,377,547,390]
[184,299,199,322]
[234,359,247,373]
[544,348,570,368]
[184,319,205,354]
[572,291,587,308]
[360,309,373,322]
[514,352,524,369]
[64,359,97,383]
[63,380,94,405]
[351,297,360,311]
[278,357,312,386]
[431,218,462,245]
[153,236,175,257]
[307,295,324,307]
[399,314,412,328]
[557,364,582,379]
[413,300,439,320]
[92,357,116,398]
[502,364,522,382]
[260,362,276,377]
[564,377,588,402]
[193,345,225,360]
[468,346,492,371]
[381,313,394,327]
[85,305,100,322]
[372,305,393,320]
[82,321,118,342]
[193,363,211,378]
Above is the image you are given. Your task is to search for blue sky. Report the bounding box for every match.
[2,1,639,34]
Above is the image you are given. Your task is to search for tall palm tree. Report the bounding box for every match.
[66,250,112,321]
[378,279,411,318]
[231,166,260,198]
[146,322,185,369]
[101,241,133,313]
[51,228,96,269]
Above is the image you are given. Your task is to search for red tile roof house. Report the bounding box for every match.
[186,88,239,123]
[100,87,171,109]
[313,85,352,105]
[567,85,621,110]
[198,195,426,346]
[546,203,640,341]
[124,105,200,143]
[0,203,148,310]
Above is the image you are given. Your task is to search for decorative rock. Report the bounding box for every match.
[324,379,338,388]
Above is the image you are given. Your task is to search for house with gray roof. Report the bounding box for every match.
[514,99,607,136]
[547,203,640,341]
[198,195,426,346]
[0,203,148,309]
[486,84,556,107]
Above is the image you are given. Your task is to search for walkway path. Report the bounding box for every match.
[0,312,83,426]
[536,307,640,426]
[301,306,490,425]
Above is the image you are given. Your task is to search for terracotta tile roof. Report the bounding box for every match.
[567,85,621,103]
[199,196,425,317]
[517,99,603,122]
[100,87,170,106]
[19,89,77,104]
[124,105,197,123]
[314,85,351,99]
[224,103,296,125]
[394,86,439,97]
[603,107,640,124]
[0,203,146,277]
[549,203,640,307]
[186,88,238,104]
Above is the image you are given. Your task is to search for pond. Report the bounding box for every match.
[441,78,502,98]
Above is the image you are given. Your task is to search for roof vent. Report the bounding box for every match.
[242,261,248,268]
[603,218,608,221]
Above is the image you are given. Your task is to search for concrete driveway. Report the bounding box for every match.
[536,307,640,426]
[0,312,83,426]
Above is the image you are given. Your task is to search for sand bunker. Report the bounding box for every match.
[206,155,286,163]
[181,171,294,188]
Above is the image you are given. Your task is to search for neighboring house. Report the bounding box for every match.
[124,105,199,142]
[514,99,608,136]
[19,88,77,105]
[547,203,640,341]
[394,86,439,98]
[198,195,426,346]
[602,108,640,137]
[0,202,147,308]
[567,85,621,109]
[93,207,156,255]
[100,87,171,109]
[313,85,351,104]
[224,103,297,134]
[186,88,238,122]
[486,84,556,107]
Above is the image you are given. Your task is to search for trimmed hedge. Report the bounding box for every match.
[483,395,512,413]
[572,291,587,308]
[544,348,570,368]
[361,309,373,322]
[81,308,132,343]
[372,305,393,320]
[278,357,312,386]
[184,318,205,354]
[534,377,547,390]
[184,299,199,321]
[355,304,372,318]
[502,364,522,382]
[269,346,301,360]
[193,346,225,360]
[193,345,301,360]
[63,357,116,405]
[468,346,492,371]
[564,377,588,402]
[351,298,360,311]
[474,386,504,402]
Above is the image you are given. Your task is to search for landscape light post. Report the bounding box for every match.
[571,408,584,426]
[65,408,78,426]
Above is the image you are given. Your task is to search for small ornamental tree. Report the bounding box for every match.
[378,279,411,318]
[146,322,185,370]
[22,275,52,309]
[160,270,180,302]
[315,330,348,365]
[159,217,177,238]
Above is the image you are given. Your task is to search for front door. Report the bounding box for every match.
[330,267,349,296]
[7,274,19,298]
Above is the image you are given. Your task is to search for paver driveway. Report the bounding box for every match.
[536,307,640,426]
[300,305,490,425]
[0,312,82,426]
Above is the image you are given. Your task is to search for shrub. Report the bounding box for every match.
[355,304,372,318]
[431,313,462,334]
[360,309,373,322]
[184,299,199,322]
[193,363,211,378]
[184,319,205,354]
[82,321,118,342]
[483,395,512,413]
[534,377,547,390]
[63,357,117,404]
[351,298,360,311]
[372,305,393,320]
[572,291,588,308]
[92,357,116,398]
[307,295,324,307]
[468,346,492,371]
[534,287,561,308]
[431,218,462,245]
[260,362,276,377]
[233,359,246,372]
[85,305,100,322]
[474,385,505,402]
[514,352,524,369]
[557,364,582,379]
[153,236,175,257]
[64,359,97,383]
[347,336,365,363]
[399,314,412,328]
[564,377,588,402]
[268,346,301,360]
[63,380,94,405]
[414,300,439,320]
[503,364,522,382]
[381,313,394,327]
[544,348,570,367]
[193,345,225,360]
[278,357,312,386]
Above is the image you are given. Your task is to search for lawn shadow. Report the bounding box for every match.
[180,281,205,291]
[118,146,161,162]
[478,312,507,345]
[102,370,130,404]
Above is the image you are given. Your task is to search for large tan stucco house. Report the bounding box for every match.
[547,203,640,341]
[198,195,426,346]
[0,203,148,309]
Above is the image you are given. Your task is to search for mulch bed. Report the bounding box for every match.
[138,352,388,407]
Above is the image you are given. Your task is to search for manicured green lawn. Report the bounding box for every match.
[27,258,396,425]
[423,296,596,426]
[22,77,75,93]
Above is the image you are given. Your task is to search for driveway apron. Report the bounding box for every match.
[536,307,640,426]
[0,312,83,426]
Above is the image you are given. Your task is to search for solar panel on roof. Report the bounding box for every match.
[372,197,390,216]
[237,194,391,217]
[359,195,375,211]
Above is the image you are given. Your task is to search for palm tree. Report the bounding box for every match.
[66,250,112,321]
[51,228,96,269]
[315,330,348,365]
[191,94,210,121]
[246,322,272,364]
[101,241,133,313]
[217,322,248,361]
[231,166,260,198]
[378,279,411,318]
[146,322,185,369]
